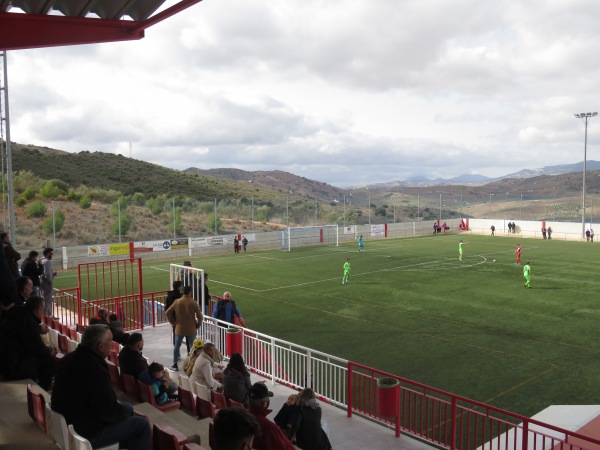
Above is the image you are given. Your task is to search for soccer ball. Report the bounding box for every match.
[493,259,496,262]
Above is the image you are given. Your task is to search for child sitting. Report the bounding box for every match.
[138,362,170,405]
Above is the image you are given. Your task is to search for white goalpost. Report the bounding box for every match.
[281,225,339,251]
[169,263,207,312]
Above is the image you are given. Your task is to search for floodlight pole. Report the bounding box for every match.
[575,112,597,239]
[439,193,442,221]
[1,51,16,244]
[343,193,346,228]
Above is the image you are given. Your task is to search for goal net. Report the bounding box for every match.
[281,225,339,251]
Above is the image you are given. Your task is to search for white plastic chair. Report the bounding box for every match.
[46,402,70,450]
[194,381,211,401]
[67,338,78,353]
[48,328,60,351]
[179,373,192,391]
[166,368,180,386]
[68,424,119,450]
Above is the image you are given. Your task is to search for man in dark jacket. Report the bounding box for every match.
[1,232,21,278]
[0,295,55,389]
[20,250,43,297]
[212,291,242,325]
[51,324,150,450]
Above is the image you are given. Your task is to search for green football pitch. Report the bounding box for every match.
[55,235,600,417]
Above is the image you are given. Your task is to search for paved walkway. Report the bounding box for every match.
[139,323,435,450]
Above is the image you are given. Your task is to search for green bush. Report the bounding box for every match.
[22,188,36,200]
[15,197,27,206]
[146,197,165,215]
[39,181,60,199]
[79,195,92,209]
[26,200,47,217]
[111,211,132,236]
[207,213,222,233]
[111,198,127,217]
[66,189,80,201]
[43,209,65,234]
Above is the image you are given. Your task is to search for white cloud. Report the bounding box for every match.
[5,0,600,188]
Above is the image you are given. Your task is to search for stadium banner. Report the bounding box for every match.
[190,236,228,249]
[371,224,386,237]
[88,242,130,257]
[344,226,356,235]
[133,240,178,252]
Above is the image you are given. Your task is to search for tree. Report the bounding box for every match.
[26,200,47,217]
[43,209,65,234]
[146,197,165,215]
[207,213,222,233]
[79,195,92,209]
[39,181,60,199]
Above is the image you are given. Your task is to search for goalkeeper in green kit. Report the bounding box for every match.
[342,258,351,284]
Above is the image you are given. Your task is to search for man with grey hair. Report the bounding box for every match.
[51,324,150,450]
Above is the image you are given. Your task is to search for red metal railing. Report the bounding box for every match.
[348,362,600,450]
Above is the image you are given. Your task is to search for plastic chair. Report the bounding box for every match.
[67,338,78,353]
[27,384,47,432]
[227,398,245,408]
[210,390,228,411]
[46,402,69,450]
[121,373,141,402]
[111,341,120,353]
[179,374,192,392]
[177,384,196,416]
[138,381,181,412]
[68,424,119,450]
[153,423,189,450]
[108,350,119,367]
[193,381,210,401]
[48,328,60,352]
[76,323,86,334]
[195,396,216,420]
[68,328,77,340]
[106,360,122,390]
[58,333,70,354]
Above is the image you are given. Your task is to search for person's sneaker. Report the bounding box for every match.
[170,364,178,371]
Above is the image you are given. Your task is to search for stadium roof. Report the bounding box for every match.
[0,0,202,51]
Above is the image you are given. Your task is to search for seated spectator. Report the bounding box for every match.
[0,295,56,390]
[212,291,243,325]
[274,394,301,441]
[190,342,222,391]
[118,332,176,396]
[296,388,332,450]
[51,324,150,450]
[90,307,109,325]
[108,313,127,345]
[0,241,18,320]
[248,382,295,450]
[20,250,44,297]
[182,337,205,376]
[118,333,148,378]
[223,353,252,407]
[138,362,173,405]
[214,407,261,450]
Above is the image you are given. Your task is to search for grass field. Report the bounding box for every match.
[55,234,600,417]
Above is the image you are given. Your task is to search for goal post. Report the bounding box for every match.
[169,264,209,314]
[281,225,339,251]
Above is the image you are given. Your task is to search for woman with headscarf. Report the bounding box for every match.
[295,388,333,450]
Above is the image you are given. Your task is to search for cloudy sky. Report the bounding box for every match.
[5,0,600,187]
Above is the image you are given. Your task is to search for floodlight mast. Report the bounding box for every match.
[574,112,598,239]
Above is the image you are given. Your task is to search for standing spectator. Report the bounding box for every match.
[541,226,547,239]
[490,225,495,236]
[214,407,260,450]
[165,280,183,341]
[248,382,296,450]
[242,236,249,252]
[40,247,57,318]
[16,276,33,306]
[1,232,21,278]
[190,342,223,391]
[296,388,333,450]
[586,229,591,242]
[547,226,553,240]
[0,241,18,318]
[51,324,151,450]
[212,291,242,325]
[590,228,595,242]
[512,222,517,234]
[202,272,211,315]
[180,261,201,299]
[0,295,56,390]
[358,235,364,251]
[223,353,252,407]
[233,236,240,254]
[166,285,203,371]
[433,222,438,235]
[20,250,43,297]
